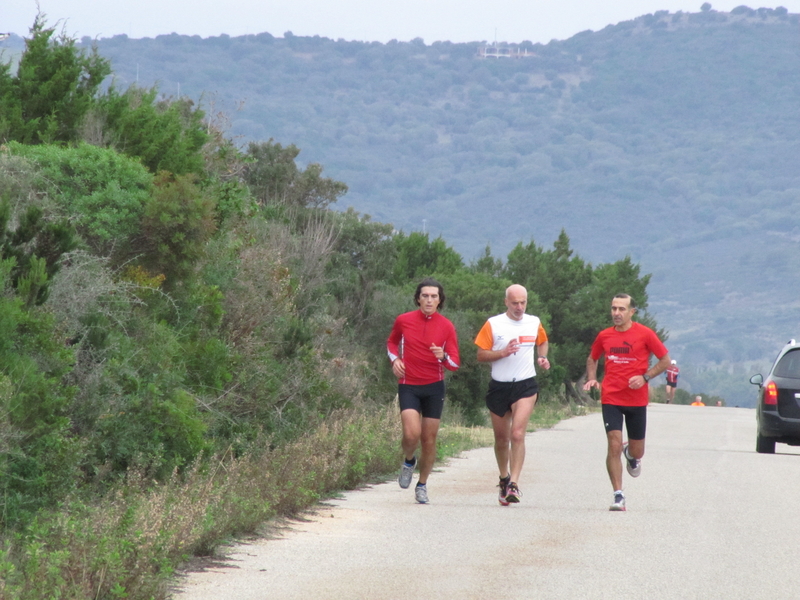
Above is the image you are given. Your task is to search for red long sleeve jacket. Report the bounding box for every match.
[387,310,460,385]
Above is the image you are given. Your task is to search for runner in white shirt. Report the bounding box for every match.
[475,284,550,505]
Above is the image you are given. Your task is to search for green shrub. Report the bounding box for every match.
[206,179,255,225]
[0,187,77,305]
[138,172,216,286]
[7,142,152,258]
[183,337,233,391]
[0,258,81,527]
[93,387,208,479]
[97,86,210,176]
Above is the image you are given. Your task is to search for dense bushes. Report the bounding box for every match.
[8,142,151,258]
[95,87,210,176]
[0,257,80,527]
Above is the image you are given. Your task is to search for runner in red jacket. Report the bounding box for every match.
[387,278,459,504]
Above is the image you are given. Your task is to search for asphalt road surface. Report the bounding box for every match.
[174,404,800,600]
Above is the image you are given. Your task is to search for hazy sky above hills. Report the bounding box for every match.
[6,1,800,43]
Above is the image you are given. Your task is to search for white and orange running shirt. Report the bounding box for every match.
[474,313,548,382]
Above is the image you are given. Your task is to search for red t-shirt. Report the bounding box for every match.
[386,310,460,385]
[666,365,679,384]
[590,322,668,407]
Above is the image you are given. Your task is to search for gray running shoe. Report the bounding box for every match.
[622,443,641,477]
[415,484,429,504]
[398,459,415,489]
[609,491,626,511]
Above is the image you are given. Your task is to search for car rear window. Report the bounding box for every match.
[773,349,800,379]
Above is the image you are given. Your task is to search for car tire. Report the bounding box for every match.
[756,433,776,454]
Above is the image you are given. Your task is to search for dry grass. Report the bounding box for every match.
[0,404,400,600]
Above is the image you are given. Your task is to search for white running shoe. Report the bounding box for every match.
[622,443,641,477]
[609,491,626,511]
[398,459,415,489]
[415,484,429,504]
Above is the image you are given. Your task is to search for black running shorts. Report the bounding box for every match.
[602,404,647,440]
[485,377,539,417]
[398,381,445,419]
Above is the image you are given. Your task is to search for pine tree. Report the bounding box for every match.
[0,13,110,144]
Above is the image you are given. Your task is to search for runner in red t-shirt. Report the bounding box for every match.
[583,293,671,511]
[665,360,679,404]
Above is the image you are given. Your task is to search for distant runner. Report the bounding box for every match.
[387,278,460,504]
[475,284,550,506]
[665,360,679,404]
[583,293,671,511]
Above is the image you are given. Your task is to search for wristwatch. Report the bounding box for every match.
[642,374,651,382]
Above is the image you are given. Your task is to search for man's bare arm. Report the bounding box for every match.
[477,339,520,363]
[583,355,600,391]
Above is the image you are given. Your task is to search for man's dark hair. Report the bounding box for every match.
[414,278,446,309]
[614,293,636,309]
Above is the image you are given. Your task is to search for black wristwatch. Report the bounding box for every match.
[642,374,651,383]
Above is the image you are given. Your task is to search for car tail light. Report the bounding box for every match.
[764,381,778,405]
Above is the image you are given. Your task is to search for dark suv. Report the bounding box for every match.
[750,339,800,453]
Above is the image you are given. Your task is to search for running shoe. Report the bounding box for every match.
[622,443,641,478]
[498,475,511,506]
[415,484,429,504]
[399,458,415,489]
[505,482,521,503]
[609,491,626,511]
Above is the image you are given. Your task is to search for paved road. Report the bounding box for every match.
[174,404,800,600]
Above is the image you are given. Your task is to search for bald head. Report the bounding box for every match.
[505,284,528,321]
[506,284,527,299]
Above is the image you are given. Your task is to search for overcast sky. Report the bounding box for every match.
[5,1,800,44]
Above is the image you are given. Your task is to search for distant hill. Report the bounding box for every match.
[71,7,800,406]
[0,33,24,70]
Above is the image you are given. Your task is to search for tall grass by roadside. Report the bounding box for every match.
[1,405,400,600]
[0,398,588,600]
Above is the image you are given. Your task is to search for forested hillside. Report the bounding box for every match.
[50,4,800,406]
